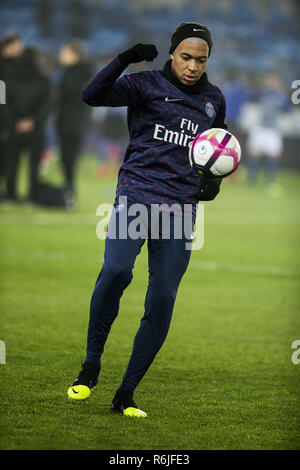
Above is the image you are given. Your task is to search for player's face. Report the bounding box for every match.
[170,38,209,86]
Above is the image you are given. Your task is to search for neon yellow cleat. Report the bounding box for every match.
[123,407,147,418]
[67,362,100,401]
[111,390,148,418]
[67,384,91,400]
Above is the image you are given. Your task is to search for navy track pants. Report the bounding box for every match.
[85,199,193,391]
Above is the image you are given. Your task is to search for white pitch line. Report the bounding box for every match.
[0,248,297,278]
[0,212,300,226]
[191,260,295,277]
[0,213,97,225]
[0,248,98,262]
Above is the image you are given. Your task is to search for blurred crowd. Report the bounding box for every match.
[0,33,96,207]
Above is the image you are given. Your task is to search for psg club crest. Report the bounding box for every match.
[205,101,215,118]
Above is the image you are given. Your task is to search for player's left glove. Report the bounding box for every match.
[197,177,222,201]
[118,43,158,66]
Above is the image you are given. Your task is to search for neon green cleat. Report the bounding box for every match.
[67,362,100,401]
[111,390,148,418]
[123,407,147,418]
[67,384,91,400]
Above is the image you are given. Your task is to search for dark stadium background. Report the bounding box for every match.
[0,0,299,170]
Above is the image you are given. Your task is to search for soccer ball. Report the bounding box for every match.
[189,128,241,178]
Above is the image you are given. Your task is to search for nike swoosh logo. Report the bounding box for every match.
[193,28,204,31]
[165,97,182,102]
[72,388,79,393]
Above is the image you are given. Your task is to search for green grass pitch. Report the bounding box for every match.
[0,154,299,450]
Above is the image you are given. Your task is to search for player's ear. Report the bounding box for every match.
[170,53,174,60]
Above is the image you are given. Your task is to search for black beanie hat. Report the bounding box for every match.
[169,22,213,56]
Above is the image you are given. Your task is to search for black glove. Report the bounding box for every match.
[197,177,222,201]
[118,43,158,66]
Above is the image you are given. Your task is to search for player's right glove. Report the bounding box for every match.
[118,43,158,65]
[197,177,222,201]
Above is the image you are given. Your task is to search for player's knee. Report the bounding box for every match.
[104,261,133,286]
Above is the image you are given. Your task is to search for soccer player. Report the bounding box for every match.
[67,23,227,418]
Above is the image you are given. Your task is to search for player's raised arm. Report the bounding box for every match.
[82,44,158,108]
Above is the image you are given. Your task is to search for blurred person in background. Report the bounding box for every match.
[55,40,93,197]
[222,67,249,182]
[5,46,51,203]
[223,67,248,137]
[0,33,23,199]
[246,73,290,189]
